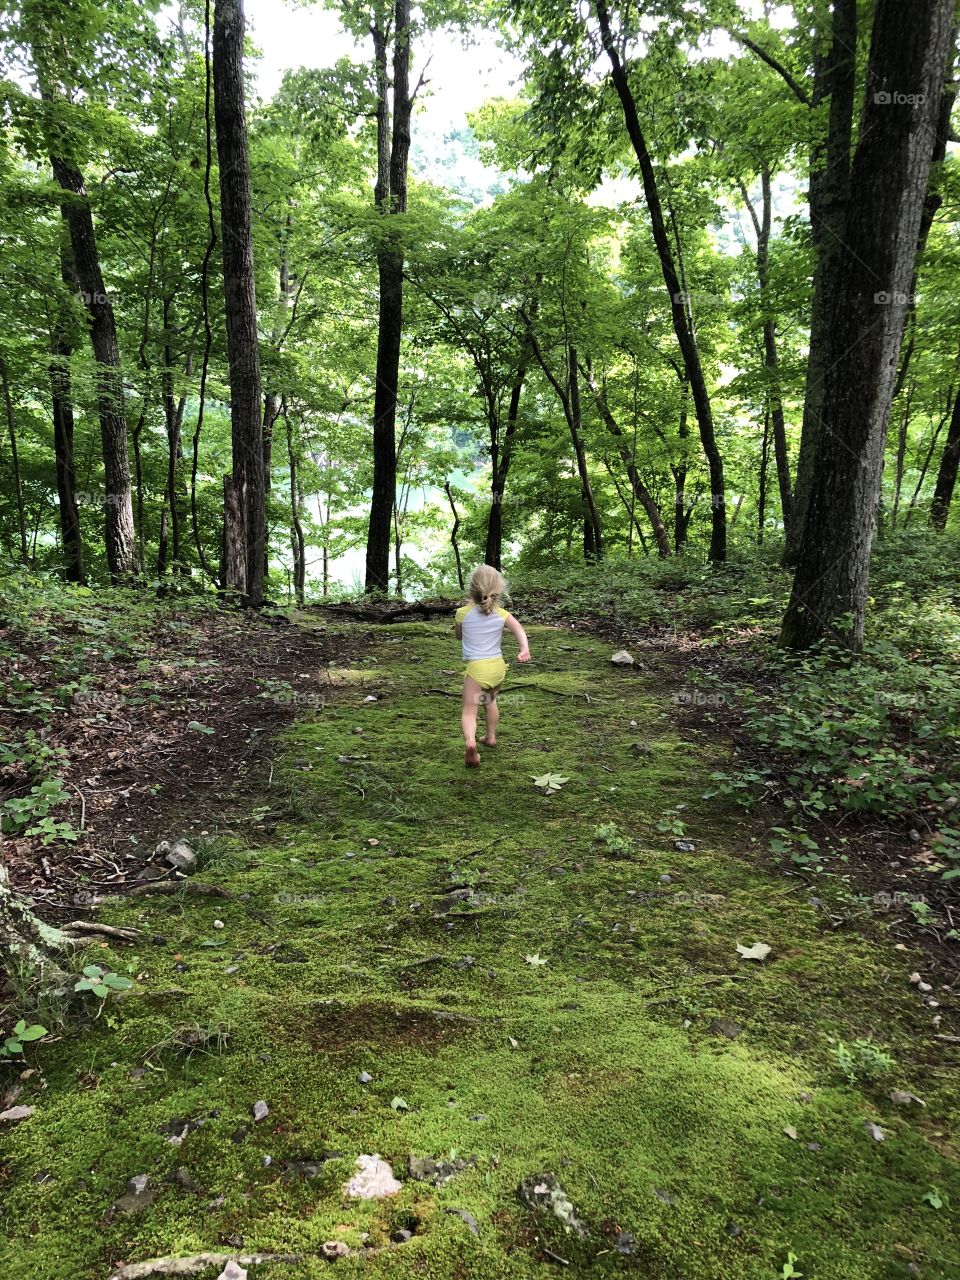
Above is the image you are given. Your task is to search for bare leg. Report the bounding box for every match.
[461,676,482,766]
[480,686,501,746]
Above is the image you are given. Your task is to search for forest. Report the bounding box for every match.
[1,0,960,1278]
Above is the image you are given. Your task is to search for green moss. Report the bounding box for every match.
[4,619,959,1280]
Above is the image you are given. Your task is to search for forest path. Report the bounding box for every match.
[4,618,960,1280]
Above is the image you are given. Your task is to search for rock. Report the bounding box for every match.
[164,840,196,873]
[391,1229,413,1243]
[725,1221,743,1238]
[321,1242,351,1261]
[708,1018,742,1040]
[357,1071,373,1085]
[113,1174,155,1215]
[408,1154,474,1185]
[518,1173,588,1238]
[659,874,672,885]
[166,1168,198,1192]
[628,741,651,757]
[889,1089,926,1107]
[444,1206,480,1235]
[252,1100,269,1122]
[674,840,696,852]
[215,1263,247,1280]
[433,888,474,915]
[613,1230,635,1255]
[343,1154,402,1199]
[610,650,635,666]
[0,1105,34,1123]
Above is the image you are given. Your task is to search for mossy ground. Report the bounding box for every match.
[3,619,959,1279]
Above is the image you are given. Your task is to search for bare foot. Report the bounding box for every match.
[479,735,497,747]
[465,745,481,768]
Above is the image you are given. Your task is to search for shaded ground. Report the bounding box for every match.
[2,611,959,1279]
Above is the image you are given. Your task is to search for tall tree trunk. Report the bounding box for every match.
[50,248,83,583]
[780,0,954,651]
[284,403,305,605]
[740,169,792,528]
[47,153,137,580]
[930,389,960,530]
[784,0,858,567]
[446,481,464,588]
[213,0,265,605]
[365,0,413,593]
[758,407,770,544]
[580,359,671,556]
[891,381,913,527]
[0,355,28,563]
[595,0,725,560]
[568,347,602,558]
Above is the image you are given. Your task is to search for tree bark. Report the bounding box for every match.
[283,402,306,605]
[0,355,29,563]
[595,0,725,560]
[48,153,138,580]
[780,0,954,651]
[50,247,83,583]
[784,0,858,567]
[930,388,960,530]
[365,0,413,593]
[213,0,265,605]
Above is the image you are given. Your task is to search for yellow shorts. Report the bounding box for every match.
[463,657,507,691]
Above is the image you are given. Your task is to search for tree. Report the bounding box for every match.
[213,0,266,605]
[780,0,955,651]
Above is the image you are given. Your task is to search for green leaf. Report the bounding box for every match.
[187,721,214,734]
[390,1096,409,1111]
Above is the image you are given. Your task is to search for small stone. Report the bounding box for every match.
[357,1071,373,1085]
[391,1229,413,1243]
[166,1168,198,1192]
[252,1100,269,1122]
[321,1241,351,1261]
[674,839,696,852]
[611,650,635,666]
[659,874,672,884]
[164,840,196,873]
[213,919,225,930]
[518,1173,587,1238]
[725,1221,743,1238]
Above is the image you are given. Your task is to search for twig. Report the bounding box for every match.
[116,880,237,900]
[70,783,86,832]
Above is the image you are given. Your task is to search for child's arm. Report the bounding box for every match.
[504,613,531,662]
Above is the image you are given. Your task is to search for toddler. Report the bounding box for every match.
[455,564,531,768]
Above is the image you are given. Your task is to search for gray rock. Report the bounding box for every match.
[252,1100,269,1122]
[166,1168,198,1192]
[408,1154,474,1185]
[357,1071,373,1085]
[164,840,196,873]
[610,650,635,666]
[322,1242,351,1261]
[113,1174,155,1215]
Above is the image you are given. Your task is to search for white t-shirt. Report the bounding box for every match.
[456,603,509,660]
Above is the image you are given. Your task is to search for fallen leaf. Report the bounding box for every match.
[736,942,772,962]
[783,1126,798,1140]
[390,1096,409,1112]
[524,953,548,967]
[532,773,569,795]
[865,1120,886,1142]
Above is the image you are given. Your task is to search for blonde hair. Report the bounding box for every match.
[468,564,506,615]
